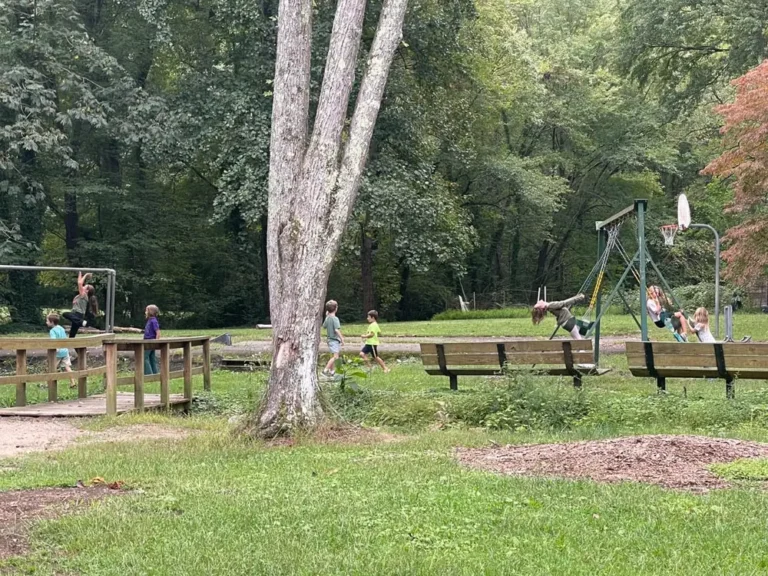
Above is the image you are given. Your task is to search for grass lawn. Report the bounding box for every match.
[4,322,768,573]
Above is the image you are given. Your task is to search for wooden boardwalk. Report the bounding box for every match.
[0,392,189,417]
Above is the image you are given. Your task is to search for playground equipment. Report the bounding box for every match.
[568,199,684,364]
[0,265,116,332]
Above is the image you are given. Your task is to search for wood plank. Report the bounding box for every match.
[0,393,189,417]
[629,353,768,370]
[105,343,118,416]
[625,342,717,355]
[629,367,768,379]
[47,350,57,403]
[15,349,26,407]
[420,340,592,356]
[0,334,107,351]
[76,347,87,399]
[202,340,211,391]
[505,340,592,352]
[0,367,107,386]
[112,337,211,352]
[134,342,144,412]
[422,352,593,367]
[425,367,605,377]
[160,343,170,409]
[183,342,192,403]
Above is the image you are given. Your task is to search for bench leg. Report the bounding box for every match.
[726,377,735,400]
[657,377,666,394]
[572,374,582,389]
[449,375,458,391]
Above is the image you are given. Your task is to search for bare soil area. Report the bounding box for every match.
[457,435,768,491]
[0,486,119,559]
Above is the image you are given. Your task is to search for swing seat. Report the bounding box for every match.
[576,319,594,336]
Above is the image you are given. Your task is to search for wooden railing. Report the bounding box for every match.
[0,335,108,407]
[0,335,211,415]
[106,337,211,415]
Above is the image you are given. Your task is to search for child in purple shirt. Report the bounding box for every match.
[144,305,161,375]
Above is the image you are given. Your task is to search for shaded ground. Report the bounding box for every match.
[0,486,118,559]
[0,419,192,459]
[457,435,768,491]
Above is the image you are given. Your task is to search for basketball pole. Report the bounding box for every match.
[636,199,649,341]
[688,223,721,339]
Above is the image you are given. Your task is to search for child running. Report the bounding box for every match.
[360,310,390,373]
[144,305,161,375]
[322,300,344,377]
[532,293,586,339]
[46,314,76,388]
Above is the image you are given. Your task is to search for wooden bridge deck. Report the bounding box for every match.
[0,392,189,417]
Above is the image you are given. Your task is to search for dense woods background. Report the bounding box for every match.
[1,0,767,328]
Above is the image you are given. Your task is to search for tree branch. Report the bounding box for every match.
[325,0,409,260]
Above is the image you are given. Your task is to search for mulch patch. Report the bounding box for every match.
[457,435,768,491]
[0,486,119,560]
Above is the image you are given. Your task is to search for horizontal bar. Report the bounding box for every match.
[0,366,106,386]
[110,337,211,351]
[0,265,116,275]
[595,204,636,230]
[116,366,204,386]
[0,335,109,351]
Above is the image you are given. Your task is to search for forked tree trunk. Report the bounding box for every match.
[251,0,409,437]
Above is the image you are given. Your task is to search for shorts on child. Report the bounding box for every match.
[57,355,71,370]
[361,344,378,358]
[562,317,577,332]
[328,339,341,354]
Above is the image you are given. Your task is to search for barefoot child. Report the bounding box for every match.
[46,314,76,388]
[322,300,344,377]
[144,305,161,375]
[360,310,390,373]
[532,293,586,339]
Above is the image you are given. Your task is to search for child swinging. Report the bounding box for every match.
[532,293,586,339]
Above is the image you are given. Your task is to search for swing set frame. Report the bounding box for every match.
[589,199,681,365]
[0,265,117,333]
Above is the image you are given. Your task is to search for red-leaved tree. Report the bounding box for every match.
[703,60,768,284]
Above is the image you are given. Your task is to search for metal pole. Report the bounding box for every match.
[689,223,721,339]
[110,272,116,332]
[636,199,648,341]
[594,229,606,365]
[0,265,116,274]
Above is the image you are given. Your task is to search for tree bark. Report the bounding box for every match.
[253,0,408,437]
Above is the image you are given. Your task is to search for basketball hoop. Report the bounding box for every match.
[661,224,678,246]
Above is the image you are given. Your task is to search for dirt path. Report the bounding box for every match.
[0,419,192,460]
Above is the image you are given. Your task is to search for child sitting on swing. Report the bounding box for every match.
[532,293,586,339]
[647,285,673,329]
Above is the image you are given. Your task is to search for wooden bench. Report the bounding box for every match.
[420,340,610,390]
[626,341,768,398]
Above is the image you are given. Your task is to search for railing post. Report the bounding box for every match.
[15,349,26,407]
[183,342,192,410]
[202,339,211,391]
[47,349,58,403]
[76,347,87,399]
[134,343,145,412]
[105,341,118,416]
[160,342,170,409]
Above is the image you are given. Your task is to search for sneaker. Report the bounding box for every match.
[742,336,752,343]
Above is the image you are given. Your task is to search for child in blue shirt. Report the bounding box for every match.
[47,314,76,388]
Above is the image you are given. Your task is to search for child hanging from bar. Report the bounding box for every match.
[532,293,586,339]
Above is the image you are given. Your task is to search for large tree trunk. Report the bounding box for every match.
[251,0,408,437]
